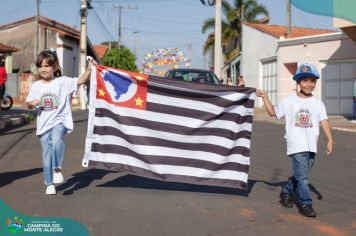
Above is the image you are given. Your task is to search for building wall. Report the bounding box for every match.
[0,21,36,72]
[57,36,79,77]
[241,24,278,106]
[277,33,356,101]
[0,21,80,77]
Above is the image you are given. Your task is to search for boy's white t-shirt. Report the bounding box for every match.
[26,76,78,136]
[275,93,328,155]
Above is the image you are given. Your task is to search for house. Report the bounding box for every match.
[0,16,98,75]
[93,44,109,63]
[0,16,99,103]
[240,22,356,116]
[0,43,19,72]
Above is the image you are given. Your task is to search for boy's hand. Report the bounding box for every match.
[325,140,333,156]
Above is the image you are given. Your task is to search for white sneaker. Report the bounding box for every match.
[46,185,56,195]
[53,172,64,184]
[350,120,356,123]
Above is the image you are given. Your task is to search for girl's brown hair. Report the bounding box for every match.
[34,50,62,80]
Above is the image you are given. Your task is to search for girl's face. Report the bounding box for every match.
[38,59,57,81]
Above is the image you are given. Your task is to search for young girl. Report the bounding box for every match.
[26,49,97,195]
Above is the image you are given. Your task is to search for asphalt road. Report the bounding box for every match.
[1,110,355,236]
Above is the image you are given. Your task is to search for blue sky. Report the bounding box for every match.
[1,0,334,70]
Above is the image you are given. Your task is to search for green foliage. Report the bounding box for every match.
[202,0,269,55]
[102,46,138,72]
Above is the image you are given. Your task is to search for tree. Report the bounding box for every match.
[102,46,138,72]
[202,0,269,60]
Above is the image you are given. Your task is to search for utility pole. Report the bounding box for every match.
[214,0,222,79]
[113,5,124,47]
[239,3,245,83]
[78,0,90,110]
[287,0,292,36]
[113,5,137,47]
[35,0,40,59]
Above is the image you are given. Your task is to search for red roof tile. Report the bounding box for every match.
[0,43,19,52]
[93,45,109,60]
[244,22,337,39]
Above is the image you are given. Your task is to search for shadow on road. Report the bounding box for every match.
[56,169,116,195]
[252,179,323,200]
[97,174,252,196]
[55,169,323,199]
[0,168,42,187]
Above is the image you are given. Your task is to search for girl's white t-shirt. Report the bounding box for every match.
[26,76,78,136]
[275,94,328,155]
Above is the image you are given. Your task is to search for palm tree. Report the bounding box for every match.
[202,0,269,60]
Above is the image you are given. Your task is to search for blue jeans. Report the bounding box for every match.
[39,123,67,186]
[353,99,356,120]
[282,152,315,205]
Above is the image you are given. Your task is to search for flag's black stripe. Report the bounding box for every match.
[91,143,249,173]
[148,84,255,108]
[147,102,253,123]
[96,108,252,141]
[148,75,256,96]
[88,160,248,190]
[93,126,251,157]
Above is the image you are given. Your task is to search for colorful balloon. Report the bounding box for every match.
[140,48,191,76]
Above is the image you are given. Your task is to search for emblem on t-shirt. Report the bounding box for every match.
[294,108,313,128]
[39,92,59,111]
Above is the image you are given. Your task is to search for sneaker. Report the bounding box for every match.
[279,192,294,208]
[46,185,56,195]
[350,120,356,123]
[299,204,317,217]
[53,171,64,184]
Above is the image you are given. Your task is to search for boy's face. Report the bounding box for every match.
[298,77,317,95]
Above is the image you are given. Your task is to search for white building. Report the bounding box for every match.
[240,22,356,115]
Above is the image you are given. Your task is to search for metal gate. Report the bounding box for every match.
[5,73,19,97]
[322,61,356,115]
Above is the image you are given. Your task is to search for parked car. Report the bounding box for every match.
[164,68,221,85]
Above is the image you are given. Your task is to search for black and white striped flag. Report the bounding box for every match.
[83,65,256,189]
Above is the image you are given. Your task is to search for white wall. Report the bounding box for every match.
[277,33,356,101]
[241,24,279,106]
[56,36,79,77]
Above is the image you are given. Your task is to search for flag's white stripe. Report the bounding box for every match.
[92,134,251,165]
[89,152,248,182]
[149,80,255,102]
[95,100,253,133]
[148,93,254,116]
[95,117,251,148]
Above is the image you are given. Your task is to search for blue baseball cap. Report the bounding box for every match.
[293,63,320,81]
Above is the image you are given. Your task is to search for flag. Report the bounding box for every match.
[83,65,256,189]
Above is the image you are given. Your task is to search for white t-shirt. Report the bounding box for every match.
[26,76,78,136]
[275,94,328,155]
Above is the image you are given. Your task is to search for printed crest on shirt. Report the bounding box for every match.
[39,92,59,111]
[294,108,313,128]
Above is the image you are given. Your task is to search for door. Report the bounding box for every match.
[322,62,356,115]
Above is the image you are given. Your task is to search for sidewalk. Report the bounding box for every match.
[253,107,356,132]
[1,106,356,132]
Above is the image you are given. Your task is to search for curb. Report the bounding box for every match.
[0,113,30,130]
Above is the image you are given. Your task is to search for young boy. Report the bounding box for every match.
[256,63,334,217]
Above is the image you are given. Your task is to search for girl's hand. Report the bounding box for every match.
[32,99,40,107]
[86,56,98,68]
[256,89,265,97]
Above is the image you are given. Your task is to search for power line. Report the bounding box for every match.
[92,7,117,41]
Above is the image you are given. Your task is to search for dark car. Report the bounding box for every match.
[164,68,221,85]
